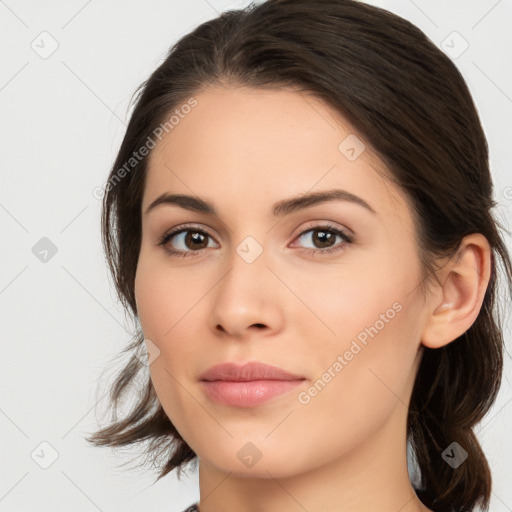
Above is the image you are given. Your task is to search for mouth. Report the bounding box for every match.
[199,361,306,407]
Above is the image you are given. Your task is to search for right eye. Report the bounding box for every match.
[157,225,219,257]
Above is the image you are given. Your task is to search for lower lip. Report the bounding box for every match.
[201,379,304,407]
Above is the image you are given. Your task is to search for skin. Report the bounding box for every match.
[134,84,491,512]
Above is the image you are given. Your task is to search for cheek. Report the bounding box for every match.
[289,300,421,470]
[312,240,421,351]
[294,254,422,411]
[135,253,205,340]
[134,253,212,397]
[289,262,408,353]
[134,256,205,437]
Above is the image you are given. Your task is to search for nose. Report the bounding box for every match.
[208,245,285,340]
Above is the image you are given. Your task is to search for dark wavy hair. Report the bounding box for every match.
[85,1,512,511]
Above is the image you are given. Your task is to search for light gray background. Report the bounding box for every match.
[1,1,511,511]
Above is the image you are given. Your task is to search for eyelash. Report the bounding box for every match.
[157,222,354,258]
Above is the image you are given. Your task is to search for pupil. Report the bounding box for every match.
[187,231,207,249]
[314,230,333,248]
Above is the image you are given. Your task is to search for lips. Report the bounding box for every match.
[199,361,306,407]
[199,361,305,382]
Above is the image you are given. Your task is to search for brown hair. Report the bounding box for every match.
[85,1,512,511]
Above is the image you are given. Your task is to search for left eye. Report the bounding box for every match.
[293,225,353,253]
[157,223,353,257]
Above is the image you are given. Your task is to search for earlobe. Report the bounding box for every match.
[421,234,491,349]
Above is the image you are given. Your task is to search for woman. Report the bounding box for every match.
[86,1,512,511]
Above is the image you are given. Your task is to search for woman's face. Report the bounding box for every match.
[135,84,431,478]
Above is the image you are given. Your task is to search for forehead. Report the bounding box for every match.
[148,84,363,166]
[143,85,411,223]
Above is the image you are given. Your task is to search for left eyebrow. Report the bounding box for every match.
[272,189,376,217]
[144,188,377,217]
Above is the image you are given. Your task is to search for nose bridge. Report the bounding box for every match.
[235,234,266,267]
[209,233,283,336]
[221,233,270,301]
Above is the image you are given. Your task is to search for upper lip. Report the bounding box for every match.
[199,361,305,382]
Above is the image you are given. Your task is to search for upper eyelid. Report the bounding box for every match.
[165,223,217,240]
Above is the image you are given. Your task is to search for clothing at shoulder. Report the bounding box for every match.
[179,504,454,512]
[181,504,199,512]
[181,504,450,512]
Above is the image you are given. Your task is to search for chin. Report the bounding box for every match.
[198,440,314,480]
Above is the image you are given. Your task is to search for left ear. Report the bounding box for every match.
[421,233,492,349]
